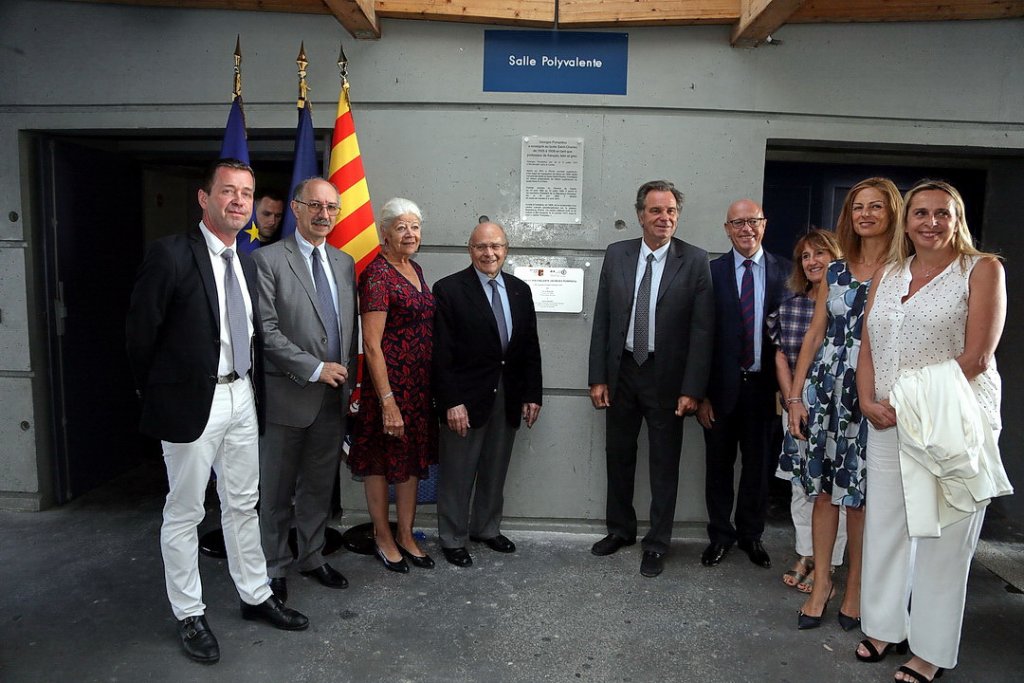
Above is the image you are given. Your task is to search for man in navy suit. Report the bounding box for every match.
[433,222,543,568]
[126,159,308,665]
[697,198,789,569]
[588,180,714,578]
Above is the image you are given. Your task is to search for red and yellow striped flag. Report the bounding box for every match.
[327,80,378,273]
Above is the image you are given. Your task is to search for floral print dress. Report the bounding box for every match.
[783,260,869,508]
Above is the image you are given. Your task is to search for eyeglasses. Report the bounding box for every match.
[470,243,508,253]
[727,218,766,228]
[294,199,341,217]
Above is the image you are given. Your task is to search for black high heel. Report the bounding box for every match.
[397,543,435,569]
[374,545,410,574]
[797,586,835,630]
[856,638,909,663]
[895,664,944,682]
[837,610,862,631]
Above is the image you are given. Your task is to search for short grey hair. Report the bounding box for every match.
[292,177,340,203]
[379,197,422,232]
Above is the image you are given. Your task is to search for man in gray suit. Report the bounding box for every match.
[253,177,358,600]
[588,180,714,578]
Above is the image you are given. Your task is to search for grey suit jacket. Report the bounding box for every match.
[588,237,715,407]
[254,233,358,428]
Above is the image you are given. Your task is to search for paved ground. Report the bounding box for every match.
[1,460,1021,682]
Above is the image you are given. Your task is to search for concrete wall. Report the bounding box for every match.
[1,1,1022,519]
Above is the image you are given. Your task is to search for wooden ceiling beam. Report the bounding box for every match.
[557,0,738,28]
[790,0,1024,23]
[731,0,805,46]
[375,0,555,27]
[322,0,380,39]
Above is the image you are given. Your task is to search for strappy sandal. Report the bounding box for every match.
[856,638,908,663]
[895,664,944,682]
[783,556,814,588]
[797,563,836,593]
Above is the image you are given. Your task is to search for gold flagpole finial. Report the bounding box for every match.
[232,35,242,100]
[337,42,349,85]
[296,42,310,110]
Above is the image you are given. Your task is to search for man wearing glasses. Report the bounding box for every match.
[253,177,358,599]
[432,222,543,567]
[696,199,789,569]
[588,180,714,578]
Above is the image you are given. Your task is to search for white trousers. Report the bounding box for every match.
[780,414,847,565]
[160,378,272,620]
[791,482,848,565]
[862,423,985,669]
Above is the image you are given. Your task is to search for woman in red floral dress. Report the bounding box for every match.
[348,198,438,572]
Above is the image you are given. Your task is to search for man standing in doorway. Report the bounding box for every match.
[697,199,789,569]
[253,177,357,600]
[126,159,309,665]
[588,180,714,578]
[433,222,543,568]
[255,190,286,246]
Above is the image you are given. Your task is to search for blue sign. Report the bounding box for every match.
[483,30,628,96]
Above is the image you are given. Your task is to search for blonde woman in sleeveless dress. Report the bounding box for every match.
[856,180,1011,683]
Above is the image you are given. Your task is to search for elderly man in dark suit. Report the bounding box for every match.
[588,180,714,578]
[697,198,789,569]
[126,159,308,665]
[253,177,358,601]
[433,222,543,568]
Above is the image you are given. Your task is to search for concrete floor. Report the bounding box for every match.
[1,460,1022,683]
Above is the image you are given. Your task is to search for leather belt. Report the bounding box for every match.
[216,371,240,384]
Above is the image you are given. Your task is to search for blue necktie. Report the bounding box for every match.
[740,259,755,369]
[310,247,341,363]
[221,249,250,377]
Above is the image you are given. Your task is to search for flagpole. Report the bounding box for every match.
[279,43,319,240]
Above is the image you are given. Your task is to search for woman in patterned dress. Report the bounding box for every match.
[770,229,847,593]
[855,181,1009,682]
[786,178,903,630]
[348,198,439,573]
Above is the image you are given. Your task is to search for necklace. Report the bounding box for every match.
[914,257,951,280]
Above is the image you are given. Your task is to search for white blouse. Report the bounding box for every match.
[868,254,1001,430]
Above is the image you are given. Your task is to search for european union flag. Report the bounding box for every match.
[280,104,319,239]
[219,96,260,253]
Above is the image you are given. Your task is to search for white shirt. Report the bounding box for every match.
[626,240,670,354]
[199,222,254,376]
[732,247,765,371]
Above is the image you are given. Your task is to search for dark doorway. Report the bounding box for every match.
[762,159,987,258]
[38,139,150,503]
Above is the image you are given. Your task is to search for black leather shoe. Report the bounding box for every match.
[640,550,665,578]
[738,539,772,568]
[374,545,410,573]
[591,534,635,556]
[269,577,287,602]
[240,596,309,631]
[299,563,349,588]
[701,542,730,567]
[397,543,436,569]
[470,534,516,553]
[442,547,473,567]
[178,615,219,664]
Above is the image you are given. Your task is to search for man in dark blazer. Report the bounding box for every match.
[253,177,358,600]
[126,159,308,665]
[433,222,543,568]
[697,198,789,569]
[588,180,714,578]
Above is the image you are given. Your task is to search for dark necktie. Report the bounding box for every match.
[489,279,509,353]
[310,247,341,363]
[221,249,250,377]
[740,258,755,369]
[633,253,655,366]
